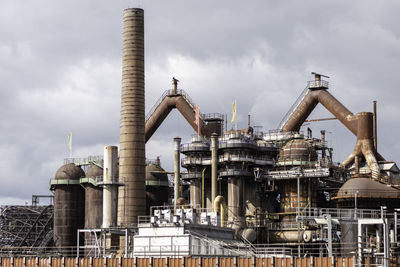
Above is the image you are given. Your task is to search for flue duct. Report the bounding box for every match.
[103,146,119,228]
[118,8,146,226]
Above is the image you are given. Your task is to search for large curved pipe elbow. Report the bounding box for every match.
[214,195,227,227]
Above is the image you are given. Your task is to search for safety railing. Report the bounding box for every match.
[145,89,204,123]
[64,155,103,166]
[296,207,388,220]
[307,79,329,89]
[278,85,310,130]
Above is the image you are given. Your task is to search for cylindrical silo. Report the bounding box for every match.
[145,161,169,214]
[84,164,103,256]
[53,163,85,255]
[85,164,103,229]
[118,8,146,226]
[103,146,119,228]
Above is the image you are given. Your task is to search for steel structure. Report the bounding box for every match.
[0,205,54,251]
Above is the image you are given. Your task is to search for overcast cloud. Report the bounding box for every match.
[0,0,399,204]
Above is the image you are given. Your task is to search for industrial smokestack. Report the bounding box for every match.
[118,8,146,226]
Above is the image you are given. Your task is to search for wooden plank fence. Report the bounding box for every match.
[0,256,366,267]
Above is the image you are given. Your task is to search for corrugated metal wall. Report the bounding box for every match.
[3,256,396,267]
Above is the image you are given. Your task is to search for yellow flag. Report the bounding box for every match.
[67,132,72,151]
[231,100,236,123]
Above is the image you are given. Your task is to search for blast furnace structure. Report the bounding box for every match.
[2,7,397,267]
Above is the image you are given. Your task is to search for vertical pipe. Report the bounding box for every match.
[201,168,206,209]
[118,8,146,226]
[373,100,377,150]
[320,130,326,159]
[103,146,118,228]
[174,137,181,210]
[228,178,240,220]
[211,133,218,208]
[395,211,398,243]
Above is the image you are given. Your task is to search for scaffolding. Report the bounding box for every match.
[0,204,54,254]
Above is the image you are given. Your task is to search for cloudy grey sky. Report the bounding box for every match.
[1,0,399,204]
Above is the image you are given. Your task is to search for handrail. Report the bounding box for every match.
[278,85,310,130]
[145,89,205,123]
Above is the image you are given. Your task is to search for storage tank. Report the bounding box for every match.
[278,139,318,223]
[145,160,169,214]
[53,163,85,255]
[84,164,103,230]
[278,138,318,165]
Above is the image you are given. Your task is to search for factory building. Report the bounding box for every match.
[2,7,400,267]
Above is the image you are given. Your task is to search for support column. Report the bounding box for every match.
[174,137,181,210]
[211,133,218,208]
[103,146,119,228]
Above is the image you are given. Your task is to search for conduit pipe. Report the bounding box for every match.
[341,112,381,180]
[211,133,218,207]
[173,137,181,210]
[213,195,227,227]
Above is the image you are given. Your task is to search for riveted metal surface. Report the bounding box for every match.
[137,258,150,267]
[219,258,234,267]
[54,164,85,254]
[152,258,166,267]
[202,258,216,267]
[255,258,272,267]
[122,258,134,267]
[107,258,119,267]
[184,257,199,267]
[93,258,104,267]
[51,258,62,267]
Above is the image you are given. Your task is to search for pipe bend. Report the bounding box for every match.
[214,195,227,227]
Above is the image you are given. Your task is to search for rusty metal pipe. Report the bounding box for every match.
[145,95,205,142]
[317,90,357,135]
[281,92,319,132]
[214,195,227,227]
[281,89,357,135]
[145,97,175,142]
